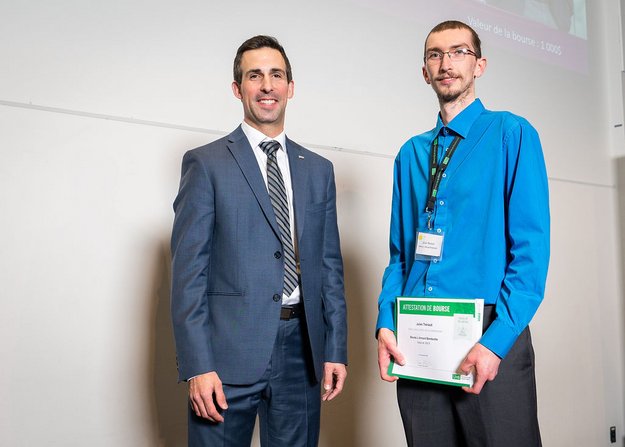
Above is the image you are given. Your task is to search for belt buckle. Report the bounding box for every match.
[280,305,299,320]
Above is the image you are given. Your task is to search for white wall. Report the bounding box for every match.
[1,1,624,446]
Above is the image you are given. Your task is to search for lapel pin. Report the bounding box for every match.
[298,155,305,159]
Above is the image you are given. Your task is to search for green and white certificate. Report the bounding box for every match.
[389,297,484,387]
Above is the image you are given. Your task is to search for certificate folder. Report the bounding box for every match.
[389,297,484,387]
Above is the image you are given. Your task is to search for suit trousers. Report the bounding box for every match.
[397,305,542,447]
[188,317,321,447]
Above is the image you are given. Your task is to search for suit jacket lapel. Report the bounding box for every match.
[227,126,281,240]
[286,137,308,243]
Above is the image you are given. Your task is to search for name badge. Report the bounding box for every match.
[415,231,444,260]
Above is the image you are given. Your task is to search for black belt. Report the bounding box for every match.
[280,304,303,320]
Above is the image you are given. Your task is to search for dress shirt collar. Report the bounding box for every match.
[435,98,485,139]
[240,121,287,154]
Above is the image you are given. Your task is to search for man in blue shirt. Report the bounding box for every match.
[376,20,549,446]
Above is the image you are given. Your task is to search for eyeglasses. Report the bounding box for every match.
[425,48,478,63]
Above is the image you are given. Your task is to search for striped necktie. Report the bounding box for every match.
[259,140,299,298]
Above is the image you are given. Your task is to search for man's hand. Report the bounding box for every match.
[377,328,405,382]
[322,362,347,401]
[188,371,228,422]
[458,343,501,395]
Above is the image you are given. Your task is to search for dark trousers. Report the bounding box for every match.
[397,306,542,447]
[188,318,321,446]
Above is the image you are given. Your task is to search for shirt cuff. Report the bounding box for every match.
[479,318,519,358]
[375,306,396,336]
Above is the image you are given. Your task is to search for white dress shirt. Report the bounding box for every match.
[240,122,301,305]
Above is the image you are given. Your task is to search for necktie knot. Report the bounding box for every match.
[260,140,281,157]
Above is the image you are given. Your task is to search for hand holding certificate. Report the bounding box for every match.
[389,297,484,387]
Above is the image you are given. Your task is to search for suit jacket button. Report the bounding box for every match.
[274,251,281,259]
[273,294,281,302]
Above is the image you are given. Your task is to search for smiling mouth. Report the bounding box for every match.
[259,98,277,105]
[437,76,459,86]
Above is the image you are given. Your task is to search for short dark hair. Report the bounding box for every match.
[424,20,482,59]
[233,35,293,85]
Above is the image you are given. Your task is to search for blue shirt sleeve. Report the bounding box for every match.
[479,117,550,357]
[376,156,406,334]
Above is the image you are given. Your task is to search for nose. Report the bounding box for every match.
[439,52,453,71]
[260,76,273,93]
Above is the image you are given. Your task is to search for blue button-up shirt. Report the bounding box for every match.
[376,99,550,358]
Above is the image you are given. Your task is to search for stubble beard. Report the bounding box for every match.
[435,76,473,106]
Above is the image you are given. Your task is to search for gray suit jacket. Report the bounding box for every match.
[171,126,347,384]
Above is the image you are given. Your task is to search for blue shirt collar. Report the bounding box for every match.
[435,98,485,138]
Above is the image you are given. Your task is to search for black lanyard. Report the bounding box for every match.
[425,134,461,215]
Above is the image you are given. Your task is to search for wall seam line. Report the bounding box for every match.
[0,99,616,188]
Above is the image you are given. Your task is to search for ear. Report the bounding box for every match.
[232,81,242,99]
[473,57,487,79]
[422,65,432,85]
[287,80,294,99]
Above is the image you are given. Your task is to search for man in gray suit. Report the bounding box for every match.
[171,35,348,446]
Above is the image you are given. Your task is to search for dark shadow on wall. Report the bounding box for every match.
[615,157,625,447]
[146,241,372,446]
[148,240,188,446]
[319,249,372,447]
